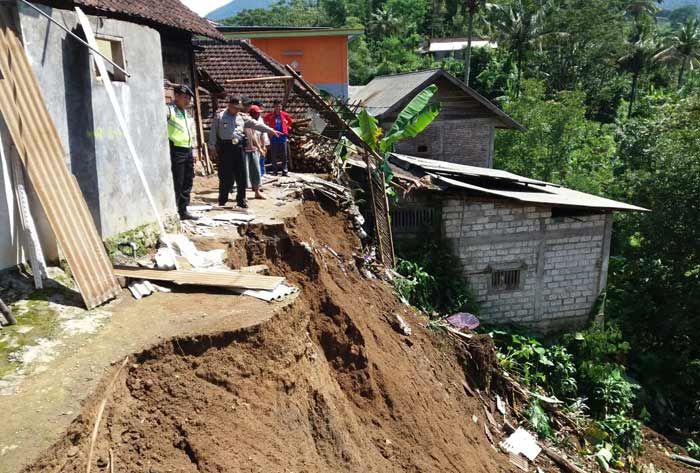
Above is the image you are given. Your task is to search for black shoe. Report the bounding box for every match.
[272,171,279,176]
[180,212,200,221]
[237,201,249,209]
[282,171,289,177]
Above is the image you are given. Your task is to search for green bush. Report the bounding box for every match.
[394,241,476,316]
[597,414,643,453]
[579,362,639,419]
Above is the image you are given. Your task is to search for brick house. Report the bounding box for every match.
[388,154,646,332]
[349,68,522,168]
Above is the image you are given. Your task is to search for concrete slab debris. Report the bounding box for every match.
[500,427,541,461]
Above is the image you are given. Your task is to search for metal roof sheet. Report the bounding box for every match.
[349,69,522,129]
[390,154,648,212]
[391,153,553,186]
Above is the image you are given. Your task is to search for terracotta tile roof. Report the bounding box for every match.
[194,40,318,119]
[36,0,223,39]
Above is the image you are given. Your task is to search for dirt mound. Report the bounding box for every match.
[23,200,516,473]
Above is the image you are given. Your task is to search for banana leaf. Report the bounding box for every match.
[355,109,382,151]
[381,85,440,153]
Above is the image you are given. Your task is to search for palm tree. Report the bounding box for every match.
[618,36,661,118]
[464,0,486,86]
[485,0,554,94]
[370,7,400,38]
[655,18,700,87]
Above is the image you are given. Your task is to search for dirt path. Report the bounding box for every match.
[0,275,295,473]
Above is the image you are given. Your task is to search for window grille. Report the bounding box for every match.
[391,207,438,233]
[491,269,521,291]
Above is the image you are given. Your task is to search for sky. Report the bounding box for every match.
[181,0,230,16]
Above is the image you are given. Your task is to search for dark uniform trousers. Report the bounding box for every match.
[170,144,194,216]
[218,141,247,207]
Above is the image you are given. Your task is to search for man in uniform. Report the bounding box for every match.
[166,85,198,221]
[208,96,280,209]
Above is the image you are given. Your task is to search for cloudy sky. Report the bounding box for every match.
[182,0,229,16]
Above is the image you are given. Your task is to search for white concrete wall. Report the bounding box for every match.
[442,197,613,331]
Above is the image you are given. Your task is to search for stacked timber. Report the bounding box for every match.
[288,118,335,173]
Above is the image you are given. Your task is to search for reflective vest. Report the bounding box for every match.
[167,104,195,148]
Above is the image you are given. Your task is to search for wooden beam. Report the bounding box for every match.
[223,75,294,84]
[113,266,285,291]
[0,9,120,309]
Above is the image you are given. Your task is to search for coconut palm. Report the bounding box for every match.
[464,0,486,86]
[618,36,661,117]
[485,0,555,93]
[655,18,700,87]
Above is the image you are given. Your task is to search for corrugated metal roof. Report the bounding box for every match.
[391,153,554,187]
[349,70,438,116]
[0,10,121,309]
[349,69,521,129]
[389,154,648,212]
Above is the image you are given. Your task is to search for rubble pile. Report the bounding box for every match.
[289,118,337,173]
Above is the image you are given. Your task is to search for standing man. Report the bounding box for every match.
[244,105,266,200]
[252,100,269,176]
[166,85,198,221]
[264,99,293,177]
[208,96,280,209]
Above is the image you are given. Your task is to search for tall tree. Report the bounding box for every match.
[618,37,661,117]
[655,17,700,87]
[464,0,485,85]
[485,0,554,94]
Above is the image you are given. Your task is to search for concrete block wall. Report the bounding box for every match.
[393,118,496,168]
[442,197,613,331]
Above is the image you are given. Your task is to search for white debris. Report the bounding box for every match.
[235,283,299,302]
[496,394,506,415]
[500,428,541,461]
[187,205,213,212]
[155,247,177,270]
[161,234,226,269]
[212,212,256,223]
[396,314,412,336]
[8,338,62,367]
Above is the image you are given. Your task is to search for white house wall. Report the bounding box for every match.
[17,2,176,239]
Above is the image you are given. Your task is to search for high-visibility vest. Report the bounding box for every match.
[167,104,194,148]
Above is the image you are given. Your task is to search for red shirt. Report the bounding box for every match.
[263,111,293,136]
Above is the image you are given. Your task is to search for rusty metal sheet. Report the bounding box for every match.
[0,11,120,309]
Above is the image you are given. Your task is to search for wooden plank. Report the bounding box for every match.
[113,266,285,291]
[223,75,294,84]
[0,10,120,309]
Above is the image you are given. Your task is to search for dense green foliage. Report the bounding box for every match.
[394,240,477,316]
[223,0,700,455]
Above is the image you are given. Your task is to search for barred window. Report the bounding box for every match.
[491,269,521,291]
[391,207,438,233]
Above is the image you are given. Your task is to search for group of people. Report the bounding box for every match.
[166,84,294,221]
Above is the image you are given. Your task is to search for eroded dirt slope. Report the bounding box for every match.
[24,200,515,473]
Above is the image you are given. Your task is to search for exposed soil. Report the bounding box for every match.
[23,199,517,473]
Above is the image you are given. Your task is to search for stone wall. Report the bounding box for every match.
[442,197,613,331]
[393,117,497,168]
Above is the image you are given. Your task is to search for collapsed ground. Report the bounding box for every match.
[14,192,692,473]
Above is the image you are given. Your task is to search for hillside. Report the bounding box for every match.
[662,0,698,10]
[206,0,276,20]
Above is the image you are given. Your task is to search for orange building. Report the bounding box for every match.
[218,26,363,99]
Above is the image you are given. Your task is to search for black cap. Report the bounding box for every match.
[228,95,243,105]
[242,96,252,106]
[251,100,264,107]
[174,84,194,97]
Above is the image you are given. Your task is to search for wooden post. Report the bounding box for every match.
[190,56,213,175]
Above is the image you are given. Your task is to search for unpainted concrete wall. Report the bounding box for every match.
[441,197,613,332]
[393,118,497,168]
[16,3,176,240]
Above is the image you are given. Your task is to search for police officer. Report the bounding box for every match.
[208,96,280,209]
[166,85,198,221]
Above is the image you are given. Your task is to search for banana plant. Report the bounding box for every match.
[350,84,441,198]
[352,84,441,156]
